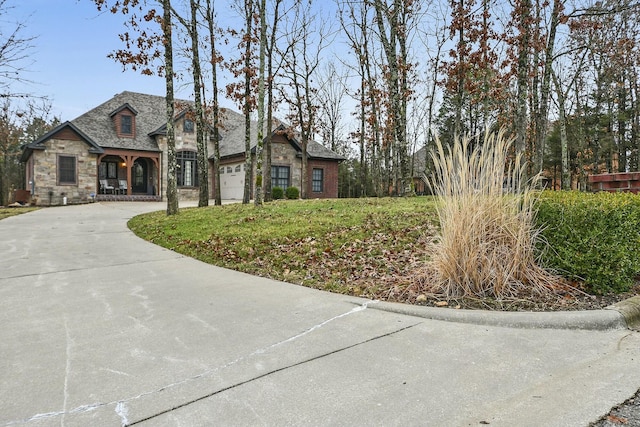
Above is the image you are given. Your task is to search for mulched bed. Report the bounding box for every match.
[591,388,640,427]
[359,279,640,312]
[407,285,640,312]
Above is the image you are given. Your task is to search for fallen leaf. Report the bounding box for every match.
[607,415,628,424]
[435,301,448,307]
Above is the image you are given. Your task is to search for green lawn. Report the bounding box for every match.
[128,198,438,299]
[0,207,39,220]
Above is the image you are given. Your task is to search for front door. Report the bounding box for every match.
[132,159,148,194]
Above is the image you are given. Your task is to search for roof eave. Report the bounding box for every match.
[23,121,104,154]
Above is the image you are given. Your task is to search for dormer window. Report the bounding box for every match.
[110,103,138,138]
[121,115,133,135]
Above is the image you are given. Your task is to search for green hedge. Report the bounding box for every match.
[536,191,640,294]
[272,187,284,200]
[285,186,300,199]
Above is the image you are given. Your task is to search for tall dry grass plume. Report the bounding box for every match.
[424,129,560,299]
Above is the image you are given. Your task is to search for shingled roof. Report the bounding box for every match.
[20,120,105,162]
[412,145,428,177]
[52,91,343,161]
[71,91,167,152]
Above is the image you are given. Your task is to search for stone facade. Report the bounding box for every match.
[156,117,219,201]
[270,135,303,191]
[30,138,98,206]
[23,92,342,205]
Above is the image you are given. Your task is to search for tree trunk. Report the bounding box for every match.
[552,71,570,190]
[262,0,282,202]
[188,0,208,207]
[242,0,254,204]
[373,0,410,196]
[163,0,178,215]
[205,0,222,205]
[534,0,561,175]
[254,0,267,206]
[264,71,274,202]
[515,0,531,159]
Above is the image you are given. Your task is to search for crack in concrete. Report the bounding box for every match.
[115,401,130,426]
[60,317,73,427]
[0,257,185,281]
[4,404,106,426]
[127,321,422,426]
[3,301,390,427]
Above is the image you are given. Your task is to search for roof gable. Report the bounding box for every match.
[71,91,168,152]
[25,121,103,151]
[148,108,208,137]
[267,124,345,161]
[21,121,104,161]
[109,103,139,117]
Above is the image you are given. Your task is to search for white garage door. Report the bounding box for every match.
[221,163,245,200]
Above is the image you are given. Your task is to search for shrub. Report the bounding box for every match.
[285,186,299,199]
[272,187,284,200]
[536,191,640,294]
[425,129,557,299]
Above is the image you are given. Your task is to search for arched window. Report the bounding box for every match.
[177,151,198,187]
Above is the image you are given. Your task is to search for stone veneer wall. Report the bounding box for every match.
[270,137,302,190]
[155,117,216,201]
[156,123,339,201]
[31,138,98,206]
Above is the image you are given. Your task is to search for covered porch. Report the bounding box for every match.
[95,194,162,202]
[97,149,161,200]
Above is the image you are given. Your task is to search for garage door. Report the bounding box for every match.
[221,163,245,200]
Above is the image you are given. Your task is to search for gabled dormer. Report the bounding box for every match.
[110,103,138,138]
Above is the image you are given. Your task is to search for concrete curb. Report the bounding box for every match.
[366,300,632,331]
[609,295,640,331]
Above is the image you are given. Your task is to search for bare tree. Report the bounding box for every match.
[0,0,36,99]
[163,0,178,214]
[315,62,348,153]
[531,0,564,174]
[338,0,381,196]
[414,0,448,184]
[254,0,267,206]
[171,0,209,207]
[240,0,256,204]
[262,0,286,202]
[93,0,179,214]
[279,0,327,199]
[204,0,223,205]
[372,0,417,196]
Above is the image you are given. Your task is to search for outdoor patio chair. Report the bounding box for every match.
[100,179,114,194]
[118,180,128,195]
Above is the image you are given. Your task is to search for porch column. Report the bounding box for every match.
[123,155,133,196]
[151,157,160,197]
[97,154,107,193]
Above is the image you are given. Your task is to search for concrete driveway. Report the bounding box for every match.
[1,202,639,427]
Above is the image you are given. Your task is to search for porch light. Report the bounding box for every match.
[121,162,126,167]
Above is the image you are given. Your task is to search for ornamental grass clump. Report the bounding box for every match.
[425,129,560,299]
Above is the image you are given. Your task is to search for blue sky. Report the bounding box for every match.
[10,0,197,121]
[8,0,355,132]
